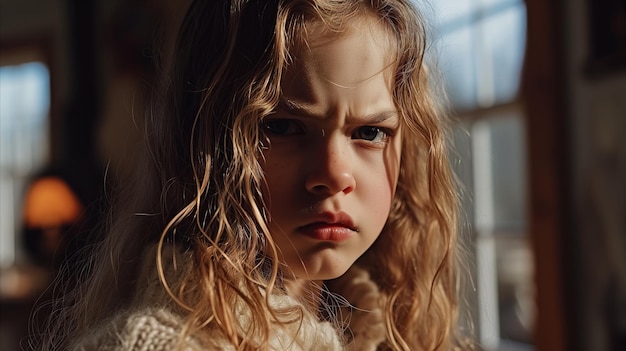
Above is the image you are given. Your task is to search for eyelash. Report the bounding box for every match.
[261,119,394,144]
[262,119,304,136]
[352,126,391,143]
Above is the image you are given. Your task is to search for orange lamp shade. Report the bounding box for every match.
[23,176,84,229]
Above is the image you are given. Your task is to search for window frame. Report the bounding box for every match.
[0,36,56,269]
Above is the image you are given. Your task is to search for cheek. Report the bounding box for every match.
[356,160,397,225]
[365,176,395,221]
[371,138,402,223]
[260,155,300,208]
[364,137,402,200]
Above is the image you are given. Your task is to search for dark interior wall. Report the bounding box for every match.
[564,1,626,350]
[0,0,188,180]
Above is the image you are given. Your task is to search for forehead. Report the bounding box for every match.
[297,15,395,56]
[285,16,397,88]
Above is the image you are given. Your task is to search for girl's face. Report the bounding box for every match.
[261,19,402,283]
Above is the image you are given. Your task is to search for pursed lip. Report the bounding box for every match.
[296,211,357,242]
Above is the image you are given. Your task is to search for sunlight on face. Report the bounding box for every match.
[261,17,401,287]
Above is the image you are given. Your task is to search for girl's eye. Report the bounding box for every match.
[262,119,302,136]
[352,126,389,143]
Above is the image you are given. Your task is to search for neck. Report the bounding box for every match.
[284,278,323,312]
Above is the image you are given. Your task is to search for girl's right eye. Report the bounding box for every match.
[262,119,303,136]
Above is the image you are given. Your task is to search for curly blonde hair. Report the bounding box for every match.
[40,1,465,350]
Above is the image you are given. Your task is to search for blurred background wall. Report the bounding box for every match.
[0,0,624,350]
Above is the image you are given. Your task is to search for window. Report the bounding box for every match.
[425,0,533,350]
[0,57,51,270]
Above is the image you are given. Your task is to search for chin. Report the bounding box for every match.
[294,258,354,281]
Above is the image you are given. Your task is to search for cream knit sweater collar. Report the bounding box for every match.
[73,245,386,350]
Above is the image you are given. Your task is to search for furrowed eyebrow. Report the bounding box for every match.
[277,98,399,124]
[277,98,317,117]
[352,111,399,124]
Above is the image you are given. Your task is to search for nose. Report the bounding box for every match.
[304,137,356,196]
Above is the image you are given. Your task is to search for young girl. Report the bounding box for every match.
[44,0,467,350]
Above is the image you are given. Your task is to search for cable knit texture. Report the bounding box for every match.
[71,245,386,350]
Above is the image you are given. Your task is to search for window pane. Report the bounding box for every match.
[471,112,527,232]
[0,62,50,173]
[470,111,533,349]
[430,0,475,27]
[478,0,520,10]
[438,26,477,109]
[488,113,527,231]
[496,235,534,344]
[482,4,526,103]
[432,0,526,110]
[0,62,50,268]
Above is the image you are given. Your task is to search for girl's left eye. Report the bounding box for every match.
[262,119,302,136]
[352,126,389,143]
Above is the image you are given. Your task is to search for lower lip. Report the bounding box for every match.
[297,224,355,242]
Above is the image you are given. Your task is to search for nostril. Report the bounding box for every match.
[311,184,329,194]
[305,173,356,196]
[342,184,355,194]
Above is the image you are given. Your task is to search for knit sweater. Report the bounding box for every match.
[71,246,386,350]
